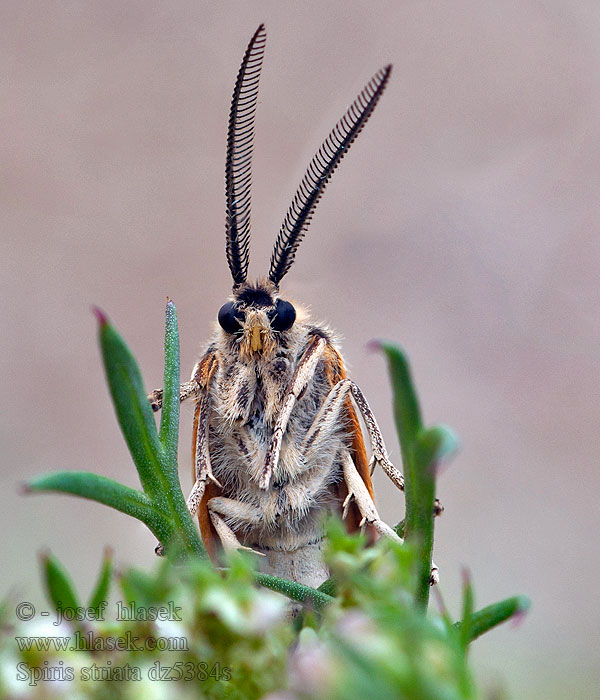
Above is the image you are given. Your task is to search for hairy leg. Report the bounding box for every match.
[260,335,327,489]
[147,380,200,412]
[341,451,402,540]
[207,497,265,555]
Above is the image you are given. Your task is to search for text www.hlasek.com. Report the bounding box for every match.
[15,630,188,653]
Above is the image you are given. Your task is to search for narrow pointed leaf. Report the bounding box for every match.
[375,341,423,449]
[25,471,169,536]
[374,341,423,563]
[316,577,336,596]
[408,425,456,611]
[394,518,405,538]
[147,301,207,559]
[432,586,455,633]
[455,595,531,643]
[375,342,457,613]
[416,425,460,468]
[41,552,81,613]
[119,567,166,606]
[96,311,164,496]
[158,299,180,462]
[95,308,206,559]
[254,572,333,610]
[459,570,475,649]
[88,548,113,611]
[411,464,436,611]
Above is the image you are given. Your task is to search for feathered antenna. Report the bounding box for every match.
[269,65,392,288]
[225,24,267,287]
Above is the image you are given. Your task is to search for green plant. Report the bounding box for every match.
[25,302,331,610]
[7,300,529,699]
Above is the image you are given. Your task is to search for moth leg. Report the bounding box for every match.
[341,451,401,540]
[299,376,403,490]
[148,347,219,411]
[301,378,351,461]
[148,380,200,412]
[350,383,443,546]
[350,381,444,516]
[346,381,404,491]
[208,511,250,552]
[207,497,265,556]
[260,335,327,489]
[298,365,440,581]
[209,511,256,553]
[187,393,222,514]
[341,452,440,582]
[298,374,441,529]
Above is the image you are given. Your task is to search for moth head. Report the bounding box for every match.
[218,279,296,360]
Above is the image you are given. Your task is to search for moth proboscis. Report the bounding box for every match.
[149,24,440,589]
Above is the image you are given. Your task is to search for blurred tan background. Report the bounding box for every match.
[2,1,599,697]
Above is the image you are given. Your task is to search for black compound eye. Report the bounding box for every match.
[268,299,296,332]
[218,302,245,334]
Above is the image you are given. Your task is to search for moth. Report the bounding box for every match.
[149,25,431,588]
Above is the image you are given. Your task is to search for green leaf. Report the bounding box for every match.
[41,552,81,613]
[254,572,334,611]
[97,306,206,559]
[96,310,164,496]
[415,425,460,469]
[411,425,460,611]
[459,570,475,650]
[26,304,206,565]
[152,300,207,558]
[375,342,459,613]
[88,547,113,611]
[375,341,423,450]
[25,471,171,540]
[456,595,531,643]
[394,518,405,539]
[316,577,336,596]
[158,299,180,462]
[432,585,455,633]
[119,564,172,607]
[375,342,423,567]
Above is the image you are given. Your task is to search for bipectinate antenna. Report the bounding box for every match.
[268,65,392,288]
[225,24,267,287]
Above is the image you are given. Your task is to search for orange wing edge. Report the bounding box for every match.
[323,344,378,541]
[191,351,222,564]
